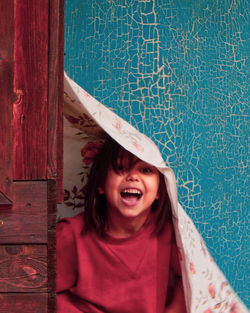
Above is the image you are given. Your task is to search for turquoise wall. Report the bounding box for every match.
[64,0,249,306]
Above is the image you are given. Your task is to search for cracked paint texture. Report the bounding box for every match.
[64,0,249,306]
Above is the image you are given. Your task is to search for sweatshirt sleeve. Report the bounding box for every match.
[56,219,78,292]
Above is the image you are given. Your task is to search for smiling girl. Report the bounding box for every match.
[57,136,186,313]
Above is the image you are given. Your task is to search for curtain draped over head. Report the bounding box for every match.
[58,73,248,313]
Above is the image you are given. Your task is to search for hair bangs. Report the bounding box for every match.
[111,147,137,174]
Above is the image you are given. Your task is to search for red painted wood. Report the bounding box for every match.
[0,293,47,313]
[47,0,64,202]
[0,0,14,206]
[0,193,12,207]
[57,0,65,203]
[47,0,59,180]
[0,245,47,292]
[13,0,49,180]
[48,229,56,313]
[0,1,63,311]
[0,181,47,244]
[47,180,56,312]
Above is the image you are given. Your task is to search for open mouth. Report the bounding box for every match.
[120,188,142,200]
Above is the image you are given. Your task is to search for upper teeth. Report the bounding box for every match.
[122,189,141,194]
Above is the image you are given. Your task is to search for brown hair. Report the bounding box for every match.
[83,136,172,236]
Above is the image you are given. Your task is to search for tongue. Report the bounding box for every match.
[121,194,140,206]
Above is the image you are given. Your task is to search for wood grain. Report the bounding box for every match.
[47,0,64,203]
[47,180,57,313]
[13,0,49,180]
[0,181,47,244]
[47,0,64,178]
[0,293,47,313]
[0,0,14,206]
[0,245,47,292]
[0,0,64,311]
[56,0,65,204]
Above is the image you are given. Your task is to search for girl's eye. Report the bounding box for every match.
[117,165,126,172]
[141,167,153,173]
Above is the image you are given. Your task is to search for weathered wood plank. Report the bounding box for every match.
[0,181,47,244]
[47,180,57,231]
[48,229,56,313]
[47,2,64,311]
[0,245,47,292]
[56,0,65,204]
[0,293,47,313]
[47,0,64,203]
[13,0,49,180]
[0,193,12,208]
[0,0,13,206]
[47,180,56,313]
[47,0,63,176]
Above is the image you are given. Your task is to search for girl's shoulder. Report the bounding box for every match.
[57,212,85,237]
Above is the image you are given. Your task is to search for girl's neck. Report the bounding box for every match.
[107,209,151,238]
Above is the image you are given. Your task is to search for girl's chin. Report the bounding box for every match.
[115,207,150,220]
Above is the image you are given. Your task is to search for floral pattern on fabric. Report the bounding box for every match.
[80,141,103,165]
[58,131,104,216]
[57,73,248,313]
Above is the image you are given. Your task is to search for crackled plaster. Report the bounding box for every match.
[64,0,249,306]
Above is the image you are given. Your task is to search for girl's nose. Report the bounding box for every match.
[126,169,139,181]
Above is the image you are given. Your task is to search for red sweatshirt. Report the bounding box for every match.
[57,213,179,313]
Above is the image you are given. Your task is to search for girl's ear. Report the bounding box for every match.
[97,187,104,194]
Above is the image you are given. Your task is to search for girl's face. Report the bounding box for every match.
[98,152,160,223]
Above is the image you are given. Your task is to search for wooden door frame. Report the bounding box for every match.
[0,1,64,312]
